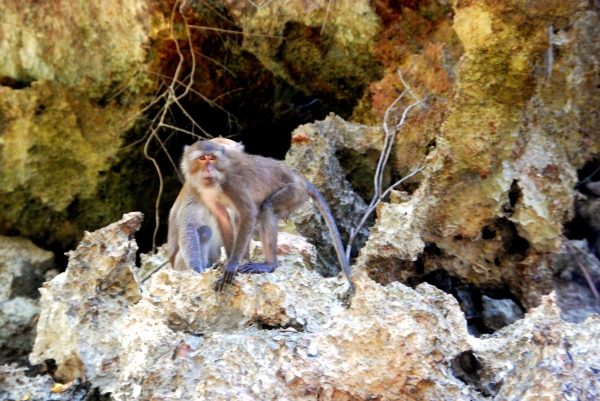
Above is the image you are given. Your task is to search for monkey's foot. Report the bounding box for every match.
[213,263,238,291]
[192,265,206,274]
[338,281,357,305]
[213,274,234,291]
[238,262,277,274]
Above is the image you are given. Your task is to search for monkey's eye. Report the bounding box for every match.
[208,155,217,161]
[198,155,206,161]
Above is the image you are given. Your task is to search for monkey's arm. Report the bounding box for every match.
[180,223,212,273]
[238,200,279,274]
[166,199,182,268]
[215,198,258,291]
[211,203,234,258]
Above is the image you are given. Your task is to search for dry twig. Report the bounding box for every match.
[563,239,600,304]
[321,0,333,35]
[139,0,246,252]
[345,70,428,261]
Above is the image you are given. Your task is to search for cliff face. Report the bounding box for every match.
[0,0,153,252]
[345,1,600,310]
[1,1,598,290]
[1,1,600,397]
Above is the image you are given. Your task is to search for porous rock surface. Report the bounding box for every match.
[345,1,600,310]
[0,0,152,248]
[220,0,382,110]
[29,212,143,390]
[24,213,600,400]
[0,235,54,365]
[285,121,370,276]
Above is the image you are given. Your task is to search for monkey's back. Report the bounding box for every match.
[223,152,307,205]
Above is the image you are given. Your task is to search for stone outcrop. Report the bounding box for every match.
[22,214,600,400]
[0,236,55,365]
[284,119,371,275]
[350,2,600,309]
[29,213,143,390]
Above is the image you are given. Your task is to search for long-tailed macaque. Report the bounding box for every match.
[166,138,244,272]
[185,139,355,295]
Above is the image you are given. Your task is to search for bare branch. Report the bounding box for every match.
[144,107,169,252]
[345,70,428,261]
[575,163,600,188]
[192,50,238,77]
[188,25,286,40]
[247,0,277,10]
[321,0,333,35]
[198,0,232,23]
[564,240,600,304]
[396,96,427,130]
[377,89,407,194]
[125,1,244,254]
[145,69,239,130]
[106,70,141,102]
[140,260,170,283]
[159,123,202,138]
[397,69,419,101]
[379,167,425,202]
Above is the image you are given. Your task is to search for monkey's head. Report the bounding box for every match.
[182,141,232,187]
[211,136,245,152]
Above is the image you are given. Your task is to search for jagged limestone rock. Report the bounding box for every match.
[551,239,600,323]
[28,214,600,400]
[481,296,524,332]
[29,212,143,390]
[358,197,426,266]
[0,236,54,365]
[0,365,92,401]
[470,293,600,399]
[0,236,54,301]
[352,2,600,309]
[311,114,386,199]
[220,0,382,111]
[249,232,318,272]
[285,122,369,276]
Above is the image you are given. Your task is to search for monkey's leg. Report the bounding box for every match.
[238,201,278,274]
[268,182,307,218]
[197,225,212,270]
[214,204,258,291]
[181,224,210,273]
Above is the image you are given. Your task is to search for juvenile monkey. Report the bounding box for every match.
[166,137,244,272]
[185,139,354,295]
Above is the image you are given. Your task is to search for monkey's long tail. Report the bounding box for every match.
[306,182,353,285]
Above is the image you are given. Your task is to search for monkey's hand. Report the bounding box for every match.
[238,262,277,274]
[214,262,238,291]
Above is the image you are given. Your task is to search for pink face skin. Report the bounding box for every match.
[197,154,217,186]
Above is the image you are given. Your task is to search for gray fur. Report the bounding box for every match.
[186,140,354,295]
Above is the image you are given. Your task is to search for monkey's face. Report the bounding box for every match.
[197,153,219,186]
[182,142,228,187]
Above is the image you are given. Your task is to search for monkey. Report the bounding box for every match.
[166,137,244,273]
[184,139,355,296]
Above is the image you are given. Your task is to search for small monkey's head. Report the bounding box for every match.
[182,140,233,187]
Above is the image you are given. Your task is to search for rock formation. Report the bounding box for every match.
[18,213,599,400]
